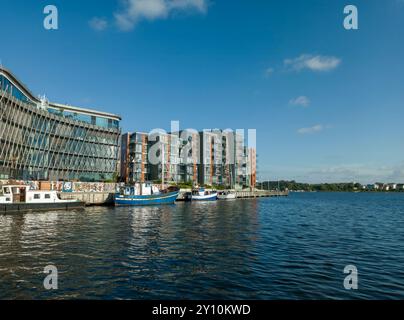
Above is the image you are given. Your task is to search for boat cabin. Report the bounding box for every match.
[119,183,161,196]
[192,188,216,196]
[0,185,63,204]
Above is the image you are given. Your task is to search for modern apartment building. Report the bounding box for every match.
[120,132,149,184]
[120,129,257,189]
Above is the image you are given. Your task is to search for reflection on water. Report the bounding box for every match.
[1,193,404,299]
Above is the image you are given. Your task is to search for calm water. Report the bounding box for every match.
[1,192,404,300]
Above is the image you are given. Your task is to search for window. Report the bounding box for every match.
[34,194,40,199]
[45,194,51,199]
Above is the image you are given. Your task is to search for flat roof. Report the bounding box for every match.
[0,66,121,121]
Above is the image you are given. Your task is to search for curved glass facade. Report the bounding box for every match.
[0,69,121,182]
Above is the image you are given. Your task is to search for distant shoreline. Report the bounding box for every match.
[258,181,404,193]
[288,190,404,193]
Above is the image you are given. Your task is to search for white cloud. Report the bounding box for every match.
[115,0,208,31]
[290,96,310,107]
[285,54,341,72]
[89,17,108,31]
[264,67,274,77]
[297,124,324,134]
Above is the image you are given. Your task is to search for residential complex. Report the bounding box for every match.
[120,132,149,184]
[120,129,257,189]
[0,67,121,182]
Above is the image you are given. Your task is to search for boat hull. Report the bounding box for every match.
[217,194,236,200]
[0,201,85,214]
[191,193,218,201]
[114,190,179,206]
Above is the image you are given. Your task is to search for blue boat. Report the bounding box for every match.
[114,183,179,206]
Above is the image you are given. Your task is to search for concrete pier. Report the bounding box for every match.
[176,189,289,201]
[235,190,289,198]
[59,189,289,206]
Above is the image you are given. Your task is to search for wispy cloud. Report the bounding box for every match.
[306,162,404,184]
[89,17,108,31]
[290,96,310,107]
[264,67,274,77]
[115,0,208,31]
[285,54,341,72]
[297,124,324,134]
[261,162,404,184]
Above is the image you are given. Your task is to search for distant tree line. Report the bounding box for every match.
[257,181,403,192]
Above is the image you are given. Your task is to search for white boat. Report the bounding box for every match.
[0,184,84,213]
[191,188,218,201]
[217,191,236,200]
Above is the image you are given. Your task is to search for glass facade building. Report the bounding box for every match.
[0,67,121,182]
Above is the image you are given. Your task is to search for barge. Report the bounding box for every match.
[0,184,85,214]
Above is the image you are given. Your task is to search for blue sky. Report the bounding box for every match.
[1,0,404,183]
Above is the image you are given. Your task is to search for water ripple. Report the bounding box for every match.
[1,193,404,299]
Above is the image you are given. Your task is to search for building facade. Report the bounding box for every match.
[0,67,121,182]
[120,132,149,183]
[198,129,255,189]
[147,131,181,183]
[178,129,199,185]
[120,129,257,189]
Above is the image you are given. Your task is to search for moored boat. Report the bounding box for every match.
[191,188,218,201]
[217,191,237,200]
[0,184,85,214]
[114,183,179,206]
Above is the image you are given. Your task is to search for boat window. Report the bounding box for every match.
[4,187,10,194]
[34,194,41,199]
[6,198,10,202]
[45,194,51,199]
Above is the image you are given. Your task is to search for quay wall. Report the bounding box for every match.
[59,192,114,205]
[177,189,288,201]
[1,180,288,205]
[61,189,289,205]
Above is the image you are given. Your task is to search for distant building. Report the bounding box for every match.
[388,183,397,190]
[374,183,384,190]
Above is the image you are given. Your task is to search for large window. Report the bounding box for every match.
[0,75,32,104]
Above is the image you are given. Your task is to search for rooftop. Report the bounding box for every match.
[0,66,121,121]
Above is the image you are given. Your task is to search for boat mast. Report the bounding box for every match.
[162,141,165,189]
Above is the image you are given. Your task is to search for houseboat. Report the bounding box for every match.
[0,184,85,214]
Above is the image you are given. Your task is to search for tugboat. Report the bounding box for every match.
[0,184,85,214]
[191,187,218,201]
[114,183,179,206]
